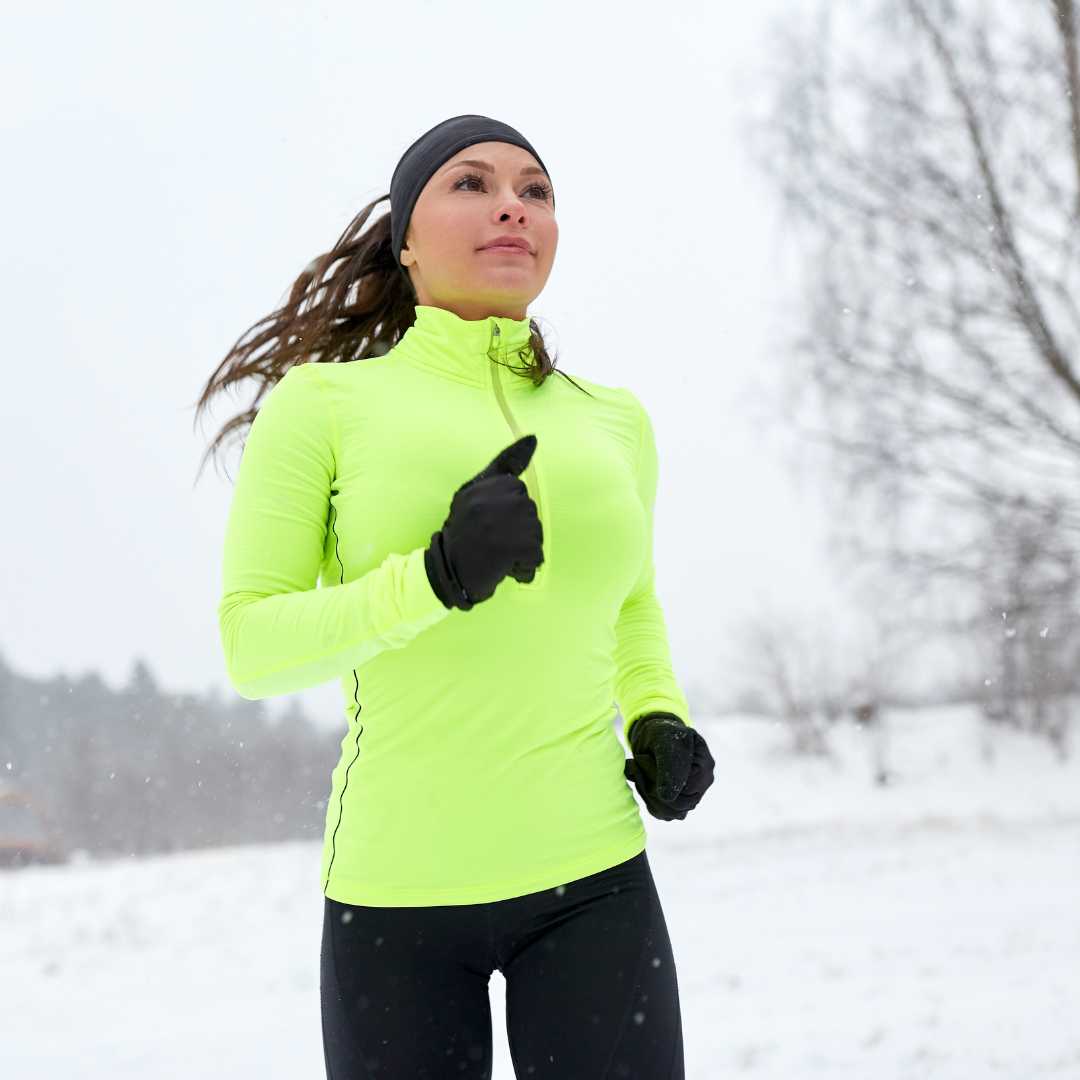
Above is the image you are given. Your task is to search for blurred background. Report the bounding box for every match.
[2,0,1078,1076]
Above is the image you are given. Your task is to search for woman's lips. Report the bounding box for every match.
[480,244,531,255]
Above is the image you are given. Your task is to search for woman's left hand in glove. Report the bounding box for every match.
[624,711,715,821]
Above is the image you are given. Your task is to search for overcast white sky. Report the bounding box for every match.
[3,0,878,728]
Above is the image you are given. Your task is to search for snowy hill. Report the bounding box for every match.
[2,703,1078,1078]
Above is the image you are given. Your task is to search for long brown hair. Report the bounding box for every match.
[192,192,592,485]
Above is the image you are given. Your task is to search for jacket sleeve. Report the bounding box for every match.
[217,363,450,700]
[613,390,692,743]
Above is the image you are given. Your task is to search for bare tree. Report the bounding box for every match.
[742,0,1080,743]
[739,607,834,757]
[969,493,1079,755]
[729,594,912,758]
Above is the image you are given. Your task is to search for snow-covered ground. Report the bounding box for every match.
[2,703,1078,1078]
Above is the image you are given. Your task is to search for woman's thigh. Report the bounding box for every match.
[496,850,685,1080]
[320,895,498,1079]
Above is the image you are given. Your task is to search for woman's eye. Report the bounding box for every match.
[453,173,552,201]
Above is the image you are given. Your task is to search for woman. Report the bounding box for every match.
[201,114,715,1079]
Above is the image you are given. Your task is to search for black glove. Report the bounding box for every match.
[624,712,715,821]
[424,434,545,611]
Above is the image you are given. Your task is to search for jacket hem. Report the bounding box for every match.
[321,830,648,907]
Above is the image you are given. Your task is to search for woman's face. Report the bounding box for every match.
[400,141,558,321]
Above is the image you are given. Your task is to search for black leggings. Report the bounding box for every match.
[320,848,685,1079]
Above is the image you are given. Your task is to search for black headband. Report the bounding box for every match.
[389,113,552,283]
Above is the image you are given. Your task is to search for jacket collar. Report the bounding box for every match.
[394,304,538,390]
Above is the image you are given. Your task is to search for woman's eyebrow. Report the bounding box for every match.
[444,159,548,177]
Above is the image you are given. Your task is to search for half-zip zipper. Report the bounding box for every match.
[488,321,546,587]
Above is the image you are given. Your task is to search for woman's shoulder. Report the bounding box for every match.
[551,368,640,411]
[284,356,398,406]
[549,373,647,464]
[296,355,392,383]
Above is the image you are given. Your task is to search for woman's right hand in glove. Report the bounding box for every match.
[424,434,545,611]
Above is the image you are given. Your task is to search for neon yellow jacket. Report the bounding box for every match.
[218,304,691,906]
